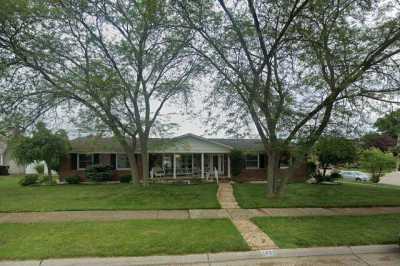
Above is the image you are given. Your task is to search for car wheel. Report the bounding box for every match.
[355,178,361,182]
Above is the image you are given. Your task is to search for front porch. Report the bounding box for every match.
[149,153,231,180]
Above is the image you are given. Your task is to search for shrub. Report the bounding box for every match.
[120,175,132,183]
[65,175,81,184]
[360,148,396,183]
[19,174,39,186]
[34,163,45,175]
[231,149,245,177]
[314,172,342,183]
[85,164,113,182]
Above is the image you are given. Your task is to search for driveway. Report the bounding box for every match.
[380,171,400,186]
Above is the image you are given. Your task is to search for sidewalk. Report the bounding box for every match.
[1,245,398,266]
[1,206,400,223]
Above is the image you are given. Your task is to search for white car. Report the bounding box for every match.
[339,171,370,182]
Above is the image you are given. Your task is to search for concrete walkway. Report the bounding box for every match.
[218,183,278,250]
[1,207,400,223]
[217,183,240,209]
[1,244,398,266]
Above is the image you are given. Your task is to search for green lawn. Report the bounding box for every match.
[0,176,220,212]
[0,219,249,260]
[234,183,400,208]
[252,214,400,248]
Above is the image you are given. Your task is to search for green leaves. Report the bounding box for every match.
[374,109,400,138]
[360,148,396,182]
[9,122,70,172]
[315,136,358,169]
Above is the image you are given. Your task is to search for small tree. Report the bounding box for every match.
[10,122,70,184]
[361,133,396,152]
[230,149,244,177]
[360,149,396,183]
[315,137,358,176]
[374,110,400,170]
[34,163,45,176]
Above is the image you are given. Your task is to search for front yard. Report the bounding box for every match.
[0,176,220,212]
[0,219,249,260]
[252,214,400,248]
[234,182,400,208]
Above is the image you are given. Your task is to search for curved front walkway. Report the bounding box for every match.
[217,182,278,250]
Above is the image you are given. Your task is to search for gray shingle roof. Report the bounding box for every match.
[69,135,264,153]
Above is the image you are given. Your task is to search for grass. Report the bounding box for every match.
[0,219,249,260]
[233,182,400,208]
[0,176,220,212]
[252,214,400,248]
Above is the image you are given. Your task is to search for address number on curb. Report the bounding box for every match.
[261,250,275,257]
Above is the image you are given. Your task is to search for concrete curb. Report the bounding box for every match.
[0,245,398,266]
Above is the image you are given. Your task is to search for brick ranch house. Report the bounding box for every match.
[59,133,307,182]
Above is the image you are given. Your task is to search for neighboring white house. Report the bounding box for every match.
[0,136,26,175]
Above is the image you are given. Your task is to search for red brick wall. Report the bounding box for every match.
[234,163,307,182]
[59,154,143,181]
[59,153,307,183]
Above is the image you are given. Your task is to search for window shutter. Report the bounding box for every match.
[70,153,77,170]
[93,154,100,165]
[111,154,117,170]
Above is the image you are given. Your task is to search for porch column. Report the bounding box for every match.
[201,153,204,179]
[228,155,231,178]
[191,154,194,176]
[0,153,3,165]
[218,155,222,174]
[173,153,176,179]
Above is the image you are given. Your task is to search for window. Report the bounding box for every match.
[78,154,93,169]
[259,153,265,168]
[245,154,259,168]
[117,154,130,169]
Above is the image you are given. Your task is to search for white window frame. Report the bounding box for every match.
[77,153,94,170]
[116,153,131,170]
[245,153,259,169]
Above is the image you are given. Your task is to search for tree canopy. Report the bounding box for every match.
[10,122,70,183]
[374,109,400,139]
[0,0,201,183]
[176,0,400,196]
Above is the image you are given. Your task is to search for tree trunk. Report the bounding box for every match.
[396,135,400,171]
[277,155,296,195]
[127,152,139,184]
[47,162,52,184]
[266,150,279,197]
[141,150,150,186]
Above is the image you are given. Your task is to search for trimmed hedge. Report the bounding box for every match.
[19,174,39,186]
[120,175,132,183]
[65,175,81,184]
[85,165,113,182]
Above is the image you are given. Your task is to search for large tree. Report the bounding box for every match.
[0,0,200,183]
[176,0,400,196]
